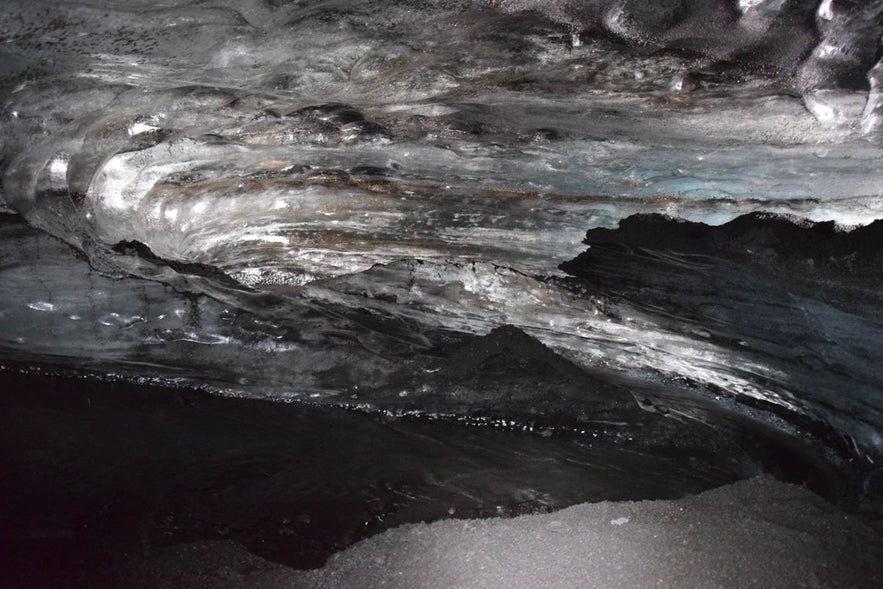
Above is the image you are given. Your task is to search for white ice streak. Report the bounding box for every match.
[739,0,770,12]
[47,157,68,184]
[818,0,835,21]
[128,120,162,137]
[27,301,56,312]
[306,259,797,413]
[861,56,883,135]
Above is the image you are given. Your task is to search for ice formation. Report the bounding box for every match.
[1,1,882,585]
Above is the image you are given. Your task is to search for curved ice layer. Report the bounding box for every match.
[1,1,882,499]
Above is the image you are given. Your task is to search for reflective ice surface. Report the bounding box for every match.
[1,0,882,508]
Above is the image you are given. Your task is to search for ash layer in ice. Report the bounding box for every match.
[561,213,883,498]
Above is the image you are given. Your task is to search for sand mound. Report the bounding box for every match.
[121,476,883,589]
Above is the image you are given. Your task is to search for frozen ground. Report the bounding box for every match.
[121,476,883,589]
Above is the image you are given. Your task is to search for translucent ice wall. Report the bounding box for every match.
[1,1,882,492]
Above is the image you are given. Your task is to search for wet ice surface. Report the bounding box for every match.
[1,0,883,584]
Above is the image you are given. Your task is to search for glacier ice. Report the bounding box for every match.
[1,0,882,581]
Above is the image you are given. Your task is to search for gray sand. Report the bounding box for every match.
[122,476,883,588]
